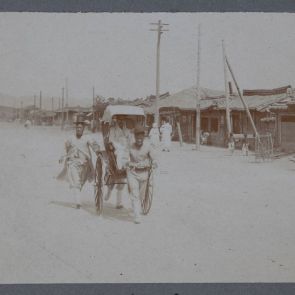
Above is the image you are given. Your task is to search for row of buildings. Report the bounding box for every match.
[148,84,295,152]
[2,84,295,151]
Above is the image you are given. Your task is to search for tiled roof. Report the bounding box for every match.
[157,86,292,112]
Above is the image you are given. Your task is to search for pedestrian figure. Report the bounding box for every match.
[160,118,172,152]
[228,132,235,155]
[57,115,100,209]
[24,119,32,128]
[127,125,157,224]
[242,133,249,156]
[200,130,210,145]
[149,123,160,148]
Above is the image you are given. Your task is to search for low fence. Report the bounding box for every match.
[254,133,273,161]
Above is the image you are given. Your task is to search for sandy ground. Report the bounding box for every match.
[0,122,294,283]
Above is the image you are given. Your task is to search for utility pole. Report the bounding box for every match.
[51,97,54,125]
[65,78,69,122]
[222,40,232,138]
[150,20,169,126]
[13,99,16,120]
[92,86,95,132]
[195,24,201,151]
[39,91,42,110]
[20,101,23,121]
[61,87,65,130]
[33,95,36,126]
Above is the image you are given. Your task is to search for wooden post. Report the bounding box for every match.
[20,101,23,121]
[155,20,161,126]
[33,95,36,126]
[61,87,65,130]
[222,40,232,137]
[150,20,169,126]
[39,91,42,110]
[65,78,69,123]
[195,24,201,151]
[176,122,183,146]
[93,86,95,132]
[225,55,260,139]
[51,97,54,124]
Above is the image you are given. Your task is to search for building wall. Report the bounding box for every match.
[200,110,226,147]
[277,109,295,151]
[160,107,281,149]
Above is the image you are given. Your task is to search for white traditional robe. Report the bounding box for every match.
[57,134,100,190]
[160,123,172,149]
[149,127,160,148]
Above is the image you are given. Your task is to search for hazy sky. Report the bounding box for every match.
[0,12,295,107]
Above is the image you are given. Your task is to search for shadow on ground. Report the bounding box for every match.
[49,200,134,223]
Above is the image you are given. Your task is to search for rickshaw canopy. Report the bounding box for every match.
[101,105,145,123]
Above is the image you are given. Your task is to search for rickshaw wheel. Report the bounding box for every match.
[142,169,153,215]
[95,154,104,215]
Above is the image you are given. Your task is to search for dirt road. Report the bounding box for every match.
[0,122,294,282]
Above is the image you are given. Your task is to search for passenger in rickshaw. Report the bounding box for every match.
[105,116,133,209]
[109,117,129,145]
[127,125,158,224]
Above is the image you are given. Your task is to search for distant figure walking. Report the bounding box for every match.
[24,119,32,128]
[241,133,249,156]
[200,130,210,145]
[228,133,235,155]
[149,123,160,148]
[160,118,172,152]
[57,115,100,209]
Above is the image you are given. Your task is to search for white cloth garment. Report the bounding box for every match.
[160,122,172,150]
[57,134,100,190]
[149,125,160,148]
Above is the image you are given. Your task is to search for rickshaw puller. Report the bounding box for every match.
[127,125,157,224]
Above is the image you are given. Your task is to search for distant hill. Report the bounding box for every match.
[0,92,162,110]
[0,93,19,107]
[0,92,92,110]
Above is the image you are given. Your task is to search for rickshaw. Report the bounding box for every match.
[94,105,153,215]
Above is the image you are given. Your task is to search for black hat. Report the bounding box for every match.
[73,114,88,125]
[134,125,145,135]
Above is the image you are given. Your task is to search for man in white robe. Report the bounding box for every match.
[149,123,160,148]
[58,116,100,209]
[160,118,172,152]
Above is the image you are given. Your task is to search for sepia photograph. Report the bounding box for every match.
[0,12,295,284]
